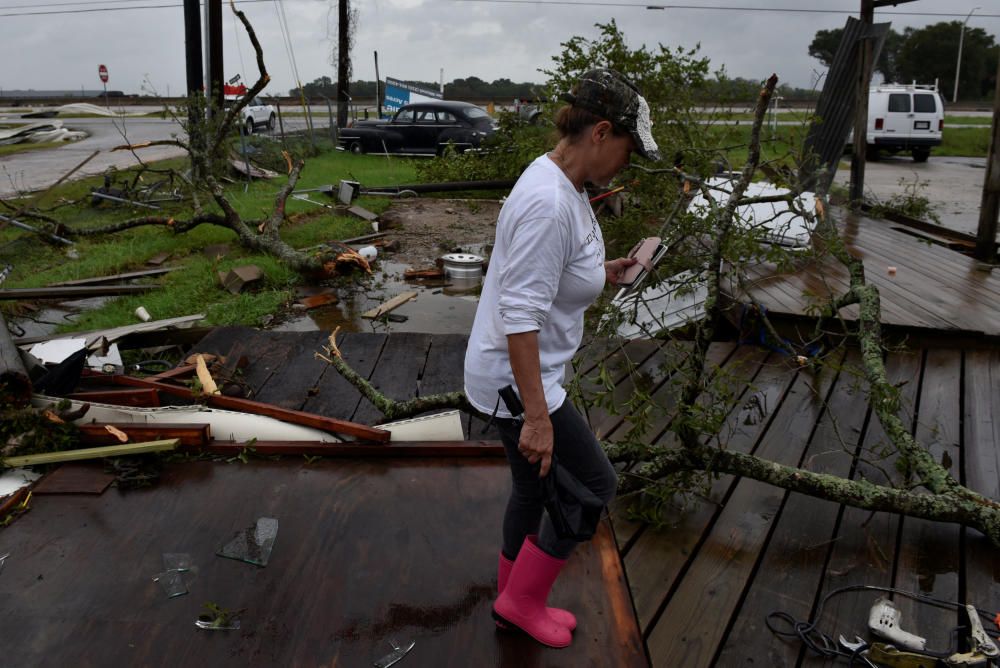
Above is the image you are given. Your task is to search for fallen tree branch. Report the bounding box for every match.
[315,330,476,421]
[616,444,1000,544]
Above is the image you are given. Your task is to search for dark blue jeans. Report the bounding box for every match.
[496,401,618,560]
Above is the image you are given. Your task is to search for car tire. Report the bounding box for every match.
[243,117,254,136]
[349,141,364,155]
[912,148,930,163]
[268,114,276,131]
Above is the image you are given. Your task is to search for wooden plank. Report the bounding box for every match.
[2,439,178,467]
[146,363,196,382]
[891,348,962,652]
[252,330,330,410]
[76,423,211,447]
[188,326,293,395]
[0,285,157,300]
[32,464,116,495]
[418,334,476,438]
[713,348,869,667]
[362,291,417,319]
[67,388,161,407]
[622,345,777,636]
[108,374,392,442]
[300,331,387,421]
[584,340,691,440]
[199,440,505,457]
[0,459,644,666]
[350,332,433,426]
[48,267,175,287]
[644,353,842,667]
[962,349,1000,620]
[804,351,923,666]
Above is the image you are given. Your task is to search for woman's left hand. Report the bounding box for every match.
[604,257,637,285]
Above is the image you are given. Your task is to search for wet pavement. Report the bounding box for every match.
[834,154,990,238]
[0,113,329,198]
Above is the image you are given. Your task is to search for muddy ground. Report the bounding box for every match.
[376,198,503,267]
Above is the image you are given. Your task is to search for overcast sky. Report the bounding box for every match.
[1,0,996,96]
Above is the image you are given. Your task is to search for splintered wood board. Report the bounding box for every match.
[362,291,417,319]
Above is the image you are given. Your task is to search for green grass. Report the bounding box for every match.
[0,141,420,333]
[939,127,990,157]
[946,115,991,126]
[0,141,66,157]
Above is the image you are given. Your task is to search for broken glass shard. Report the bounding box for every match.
[216,517,278,566]
[153,570,188,598]
[162,553,192,572]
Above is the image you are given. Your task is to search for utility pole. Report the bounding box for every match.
[206,0,224,114]
[849,0,874,203]
[183,0,203,105]
[976,54,1000,262]
[850,0,920,203]
[954,7,981,104]
[337,0,350,129]
[374,51,381,119]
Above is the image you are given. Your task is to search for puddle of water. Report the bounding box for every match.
[276,261,483,335]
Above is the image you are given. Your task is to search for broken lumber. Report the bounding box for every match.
[66,388,161,407]
[194,354,220,395]
[347,205,379,223]
[362,291,417,319]
[48,267,175,287]
[403,267,445,280]
[0,285,157,300]
[0,310,31,407]
[77,423,211,447]
[2,439,179,467]
[147,363,196,382]
[107,375,391,442]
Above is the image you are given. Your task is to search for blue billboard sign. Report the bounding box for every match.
[383,77,442,116]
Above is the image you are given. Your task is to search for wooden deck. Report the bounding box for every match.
[4,324,997,666]
[595,340,1000,666]
[0,329,645,667]
[736,211,1000,338]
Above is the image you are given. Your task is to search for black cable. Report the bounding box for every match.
[766,583,998,663]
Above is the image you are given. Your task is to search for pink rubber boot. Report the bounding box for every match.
[492,536,573,648]
[497,537,577,631]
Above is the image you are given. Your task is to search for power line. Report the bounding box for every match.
[453,0,1000,19]
[0,0,282,18]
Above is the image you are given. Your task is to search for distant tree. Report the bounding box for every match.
[896,22,998,100]
[808,26,903,82]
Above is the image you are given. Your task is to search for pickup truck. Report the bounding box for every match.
[338,100,496,156]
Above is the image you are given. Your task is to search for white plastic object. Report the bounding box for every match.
[868,597,927,651]
[358,245,377,261]
[135,306,152,322]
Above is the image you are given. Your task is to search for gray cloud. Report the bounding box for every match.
[0,0,993,96]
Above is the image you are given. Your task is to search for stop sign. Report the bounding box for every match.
[98,64,108,83]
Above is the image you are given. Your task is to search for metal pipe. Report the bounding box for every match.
[0,214,74,245]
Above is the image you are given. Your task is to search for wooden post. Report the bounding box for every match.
[0,310,31,408]
[336,0,350,129]
[976,54,1000,262]
[850,0,875,203]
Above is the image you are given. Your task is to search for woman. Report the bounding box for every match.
[463,69,659,649]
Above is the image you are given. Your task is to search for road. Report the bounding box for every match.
[0,112,330,199]
[833,154,988,238]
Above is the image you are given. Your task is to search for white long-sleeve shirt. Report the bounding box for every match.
[464,154,606,418]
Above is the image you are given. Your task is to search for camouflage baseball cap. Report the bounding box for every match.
[561,68,660,161]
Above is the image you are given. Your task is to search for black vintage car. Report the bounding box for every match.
[337,101,496,156]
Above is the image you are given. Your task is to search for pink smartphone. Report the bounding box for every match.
[619,236,662,286]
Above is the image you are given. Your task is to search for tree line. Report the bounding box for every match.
[810,20,999,101]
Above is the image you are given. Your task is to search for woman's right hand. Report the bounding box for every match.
[518,414,554,477]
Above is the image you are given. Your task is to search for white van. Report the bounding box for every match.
[854,83,945,162]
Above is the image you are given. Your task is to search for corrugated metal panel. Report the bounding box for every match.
[800,17,890,193]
